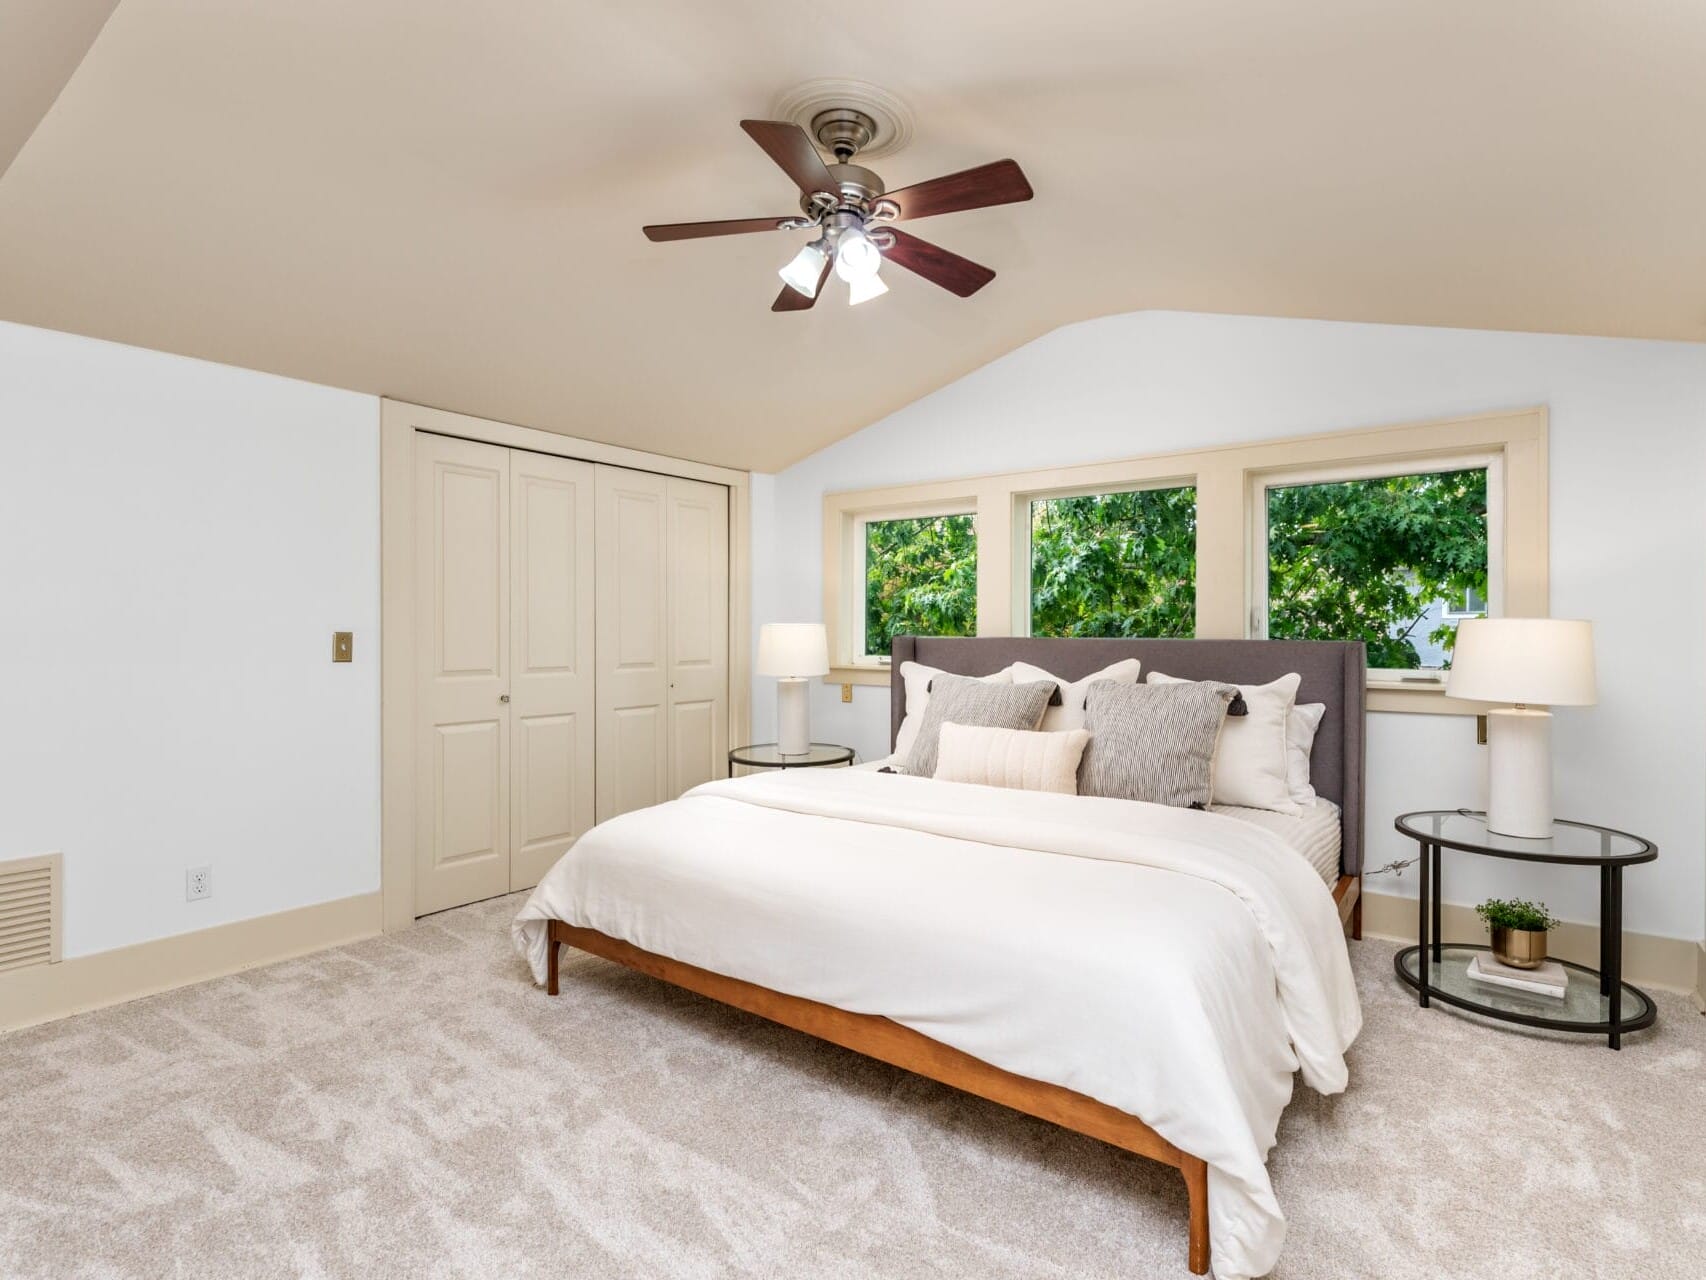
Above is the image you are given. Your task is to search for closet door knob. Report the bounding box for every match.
[499,694,511,703]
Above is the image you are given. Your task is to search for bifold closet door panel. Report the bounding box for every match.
[509,451,596,892]
[415,433,511,915]
[595,465,669,822]
[667,477,729,795]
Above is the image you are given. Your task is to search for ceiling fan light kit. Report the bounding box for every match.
[642,102,1032,313]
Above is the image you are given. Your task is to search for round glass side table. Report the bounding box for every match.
[1392,809,1656,1050]
[728,743,856,771]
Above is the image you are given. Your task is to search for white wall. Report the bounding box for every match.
[753,311,1706,943]
[0,321,380,958]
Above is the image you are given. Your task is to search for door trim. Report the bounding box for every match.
[380,399,752,933]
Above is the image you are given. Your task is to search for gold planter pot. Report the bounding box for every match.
[1490,925,1548,970]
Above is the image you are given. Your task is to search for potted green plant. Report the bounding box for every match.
[1475,898,1560,970]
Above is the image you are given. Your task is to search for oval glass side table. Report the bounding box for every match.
[1391,809,1656,1050]
[728,743,855,771]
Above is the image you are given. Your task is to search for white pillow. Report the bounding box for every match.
[1147,671,1301,815]
[933,722,1091,794]
[894,661,1014,757]
[1008,658,1142,731]
[1288,702,1326,804]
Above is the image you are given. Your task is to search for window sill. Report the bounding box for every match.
[826,666,890,688]
[1366,681,1483,716]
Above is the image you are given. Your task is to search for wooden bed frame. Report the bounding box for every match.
[544,637,1367,1276]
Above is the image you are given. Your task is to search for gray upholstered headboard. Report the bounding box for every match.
[888,636,1368,876]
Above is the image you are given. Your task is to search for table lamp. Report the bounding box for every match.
[1445,618,1597,838]
[757,623,829,756]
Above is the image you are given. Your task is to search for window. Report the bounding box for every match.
[1028,486,1197,637]
[860,512,977,659]
[1441,586,1488,621]
[823,408,1544,713]
[1259,462,1497,676]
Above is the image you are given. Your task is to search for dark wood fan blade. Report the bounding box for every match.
[643,216,793,242]
[771,257,834,312]
[881,229,996,298]
[882,159,1033,222]
[740,119,841,197]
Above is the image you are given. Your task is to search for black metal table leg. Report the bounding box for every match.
[1430,843,1442,963]
[1607,866,1623,1050]
[1417,838,1430,1008]
[1599,864,1612,997]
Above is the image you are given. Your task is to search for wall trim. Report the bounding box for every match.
[380,399,753,934]
[820,405,1546,716]
[1361,889,1699,996]
[1694,941,1705,1014]
[0,891,382,1033]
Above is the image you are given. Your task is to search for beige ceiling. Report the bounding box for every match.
[2,1,1704,473]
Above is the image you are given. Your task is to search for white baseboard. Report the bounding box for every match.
[0,891,383,1032]
[1361,890,1701,997]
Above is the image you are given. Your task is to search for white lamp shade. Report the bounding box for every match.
[778,242,827,296]
[846,271,888,305]
[1446,618,1597,706]
[757,623,829,678]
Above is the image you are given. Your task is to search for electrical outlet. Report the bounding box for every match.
[841,683,853,703]
[186,866,211,901]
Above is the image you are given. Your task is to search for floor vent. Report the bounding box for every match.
[0,853,61,973]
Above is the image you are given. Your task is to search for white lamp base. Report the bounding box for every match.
[776,677,812,756]
[1485,707,1553,838]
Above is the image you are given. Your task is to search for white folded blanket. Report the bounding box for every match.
[514,768,1361,1279]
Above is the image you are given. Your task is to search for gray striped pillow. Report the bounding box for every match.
[1078,679,1237,808]
[901,674,1054,778]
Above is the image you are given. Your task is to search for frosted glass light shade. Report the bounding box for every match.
[1446,618,1597,706]
[846,271,888,305]
[778,242,828,296]
[834,227,882,282]
[757,622,829,677]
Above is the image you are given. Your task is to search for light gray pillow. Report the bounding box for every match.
[901,674,1054,778]
[1078,679,1238,808]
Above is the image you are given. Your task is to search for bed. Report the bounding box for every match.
[514,636,1366,1280]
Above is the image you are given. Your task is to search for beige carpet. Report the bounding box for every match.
[3,893,1704,1280]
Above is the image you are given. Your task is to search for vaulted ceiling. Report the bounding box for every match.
[2,1,1704,472]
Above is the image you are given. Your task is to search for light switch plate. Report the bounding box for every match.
[333,631,353,663]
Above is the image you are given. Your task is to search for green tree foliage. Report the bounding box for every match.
[863,469,1487,669]
[1265,468,1488,668]
[864,514,978,654]
[1030,488,1197,637]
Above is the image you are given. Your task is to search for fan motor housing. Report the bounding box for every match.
[801,162,885,215]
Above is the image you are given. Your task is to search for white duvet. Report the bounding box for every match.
[512,769,1361,1280]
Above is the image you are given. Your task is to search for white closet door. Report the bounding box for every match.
[666,477,729,795]
[508,450,596,891]
[415,433,510,915]
[595,465,669,821]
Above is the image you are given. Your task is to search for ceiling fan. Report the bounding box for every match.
[642,110,1033,311]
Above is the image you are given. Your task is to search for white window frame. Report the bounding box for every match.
[849,503,979,666]
[1248,451,1504,688]
[821,407,1547,715]
[1017,477,1201,639]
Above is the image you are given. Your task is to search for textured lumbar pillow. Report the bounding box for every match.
[1078,679,1238,808]
[894,661,1014,758]
[1008,658,1142,731]
[901,673,1054,778]
[1147,671,1302,815]
[933,722,1092,794]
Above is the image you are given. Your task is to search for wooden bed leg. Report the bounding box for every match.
[546,928,560,996]
[1351,890,1363,941]
[1181,1153,1210,1275]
